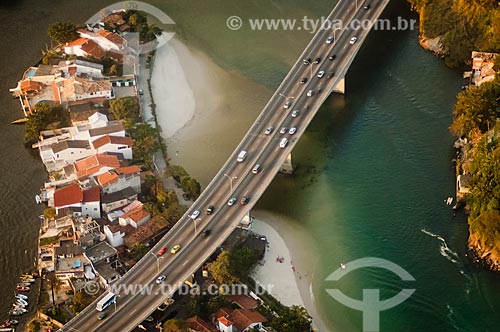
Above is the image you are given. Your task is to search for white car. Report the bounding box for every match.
[307,90,314,97]
[190,210,200,219]
[350,37,358,45]
[317,71,325,78]
[289,127,297,135]
[326,36,334,44]
[284,101,292,109]
[156,275,166,284]
[228,197,237,206]
[291,110,299,118]
[265,126,273,135]
[280,127,288,134]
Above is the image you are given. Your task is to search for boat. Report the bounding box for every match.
[5,320,17,325]
[9,309,23,316]
[20,273,34,279]
[15,294,27,300]
[11,117,28,125]
[19,277,35,283]
[16,286,29,292]
[11,305,26,313]
[17,283,30,288]
[16,298,28,307]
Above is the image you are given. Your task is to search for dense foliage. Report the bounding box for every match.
[48,21,78,45]
[408,0,500,67]
[207,247,260,285]
[270,305,312,332]
[451,73,500,260]
[24,102,70,143]
[109,97,140,123]
[128,123,161,167]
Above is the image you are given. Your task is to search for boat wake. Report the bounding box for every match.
[421,229,470,279]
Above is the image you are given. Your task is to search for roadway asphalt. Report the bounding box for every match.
[61,1,389,331]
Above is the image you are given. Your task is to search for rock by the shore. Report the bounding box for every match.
[419,36,448,57]
[468,233,500,272]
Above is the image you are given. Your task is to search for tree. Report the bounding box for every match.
[206,251,239,285]
[131,242,147,260]
[109,97,140,121]
[163,319,188,332]
[230,247,260,278]
[270,305,312,332]
[24,103,70,143]
[129,123,161,166]
[48,21,78,45]
[43,207,56,220]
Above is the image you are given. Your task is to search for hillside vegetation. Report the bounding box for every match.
[408,0,500,67]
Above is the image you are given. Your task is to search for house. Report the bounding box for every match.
[54,240,86,283]
[118,200,150,228]
[73,154,121,179]
[97,165,141,194]
[92,135,133,160]
[103,223,133,247]
[45,140,95,169]
[101,186,138,213]
[78,29,127,52]
[186,316,217,332]
[64,38,107,59]
[89,121,125,140]
[55,76,113,103]
[53,184,101,218]
[84,241,121,286]
[69,102,101,125]
[217,309,267,332]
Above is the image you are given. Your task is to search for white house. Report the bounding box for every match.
[53,184,101,219]
[72,154,121,179]
[118,200,150,229]
[97,166,141,194]
[78,29,126,52]
[101,187,138,213]
[55,76,113,103]
[91,135,133,160]
[217,309,267,332]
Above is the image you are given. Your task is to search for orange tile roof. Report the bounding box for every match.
[116,165,140,175]
[66,37,89,47]
[80,40,106,59]
[217,316,232,327]
[74,154,120,178]
[96,171,119,187]
[20,80,44,94]
[92,135,133,149]
[54,183,83,207]
[97,30,125,45]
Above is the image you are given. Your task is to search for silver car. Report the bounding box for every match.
[289,127,297,135]
[228,197,237,206]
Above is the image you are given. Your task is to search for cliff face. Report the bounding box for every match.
[414,4,448,57]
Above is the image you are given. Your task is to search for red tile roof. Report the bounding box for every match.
[229,309,267,331]
[186,316,217,332]
[92,135,133,149]
[217,316,233,327]
[97,30,125,46]
[20,80,44,94]
[83,187,100,203]
[80,39,106,59]
[54,184,83,207]
[116,165,141,175]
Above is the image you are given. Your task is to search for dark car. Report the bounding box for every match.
[329,54,336,60]
[300,77,308,84]
[200,229,211,239]
[206,205,215,215]
[363,4,370,10]
[313,57,321,64]
[303,58,312,65]
[326,71,335,79]
[240,197,250,205]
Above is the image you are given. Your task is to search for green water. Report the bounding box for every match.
[2,0,500,330]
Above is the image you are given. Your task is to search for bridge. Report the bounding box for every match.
[61,1,390,331]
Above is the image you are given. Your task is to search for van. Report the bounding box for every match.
[279,138,288,149]
[237,150,247,163]
[252,164,262,174]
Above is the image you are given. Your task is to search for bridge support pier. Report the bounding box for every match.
[332,76,345,94]
[279,153,294,174]
[239,212,254,229]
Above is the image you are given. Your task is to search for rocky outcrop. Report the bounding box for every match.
[468,233,500,272]
[419,36,448,57]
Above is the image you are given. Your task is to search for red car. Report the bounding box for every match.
[157,247,167,256]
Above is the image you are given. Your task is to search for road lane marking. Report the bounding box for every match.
[182,260,190,266]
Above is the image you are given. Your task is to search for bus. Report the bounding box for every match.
[96,292,116,311]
